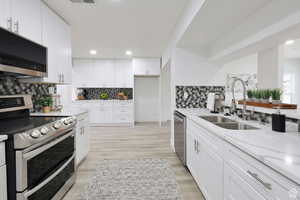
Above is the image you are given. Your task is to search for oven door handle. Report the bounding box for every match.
[21,154,75,199]
[23,130,75,160]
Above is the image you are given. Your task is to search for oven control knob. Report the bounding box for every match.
[40,127,49,135]
[53,122,62,129]
[31,130,41,139]
[63,118,71,125]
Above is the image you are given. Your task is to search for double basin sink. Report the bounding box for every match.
[199,116,259,130]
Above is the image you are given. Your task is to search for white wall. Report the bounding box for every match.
[211,54,258,86]
[160,61,172,122]
[170,47,220,149]
[283,58,300,105]
[257,46,284,89]
[162,0,206,66]
[134,77,160,122]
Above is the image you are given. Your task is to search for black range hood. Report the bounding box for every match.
[0,27,47,77]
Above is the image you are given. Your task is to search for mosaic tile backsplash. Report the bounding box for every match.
[0,77,56,111]
[176,86,225,108]
[80,88,133,100]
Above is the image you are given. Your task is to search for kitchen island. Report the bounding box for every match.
[176,108,300,200]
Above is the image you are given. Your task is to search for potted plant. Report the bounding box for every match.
[123,91,129,100]
[271,89,282,104]
[261,89,271,103]
[100,92,109,100]
[255,90,263,102]
[247,90,253,101]
[38,96,53,113]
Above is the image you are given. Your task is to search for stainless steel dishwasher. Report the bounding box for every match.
[174,111,186,166]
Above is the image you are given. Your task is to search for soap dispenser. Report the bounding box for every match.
[272,108,286,133]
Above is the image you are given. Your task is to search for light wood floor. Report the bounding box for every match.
[63,123,205,200]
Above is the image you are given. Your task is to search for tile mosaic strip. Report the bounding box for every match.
[80,88,133,100]
[176,86,225,108]
[0,77,56,111]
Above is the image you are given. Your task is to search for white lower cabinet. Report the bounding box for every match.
[75,101,134,126]
[75,112,90,166]
[0,141,7,200]
[224,163,266,200]
[187,120,223,200]
[186,118,300,200]
[0,165,7,200]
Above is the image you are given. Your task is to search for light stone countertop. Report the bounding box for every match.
[31,107,89,117]
[176,108,300,185]
[0,135,7,142]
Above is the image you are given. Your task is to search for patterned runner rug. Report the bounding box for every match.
[79,158,182,200]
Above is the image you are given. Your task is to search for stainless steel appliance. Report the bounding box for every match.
[174,111,186,165]
[0,95,76,200]
[0,27,47,77]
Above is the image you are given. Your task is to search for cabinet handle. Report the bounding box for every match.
[247,170,272,190]
[13,20,19,34]
[194,140,197,152]
[62,74,64,83]
[7,17,12,31]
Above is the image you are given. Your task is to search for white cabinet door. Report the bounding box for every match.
[114,60,133,88]
[0,165,7,200]
[73,59,95,87]
[41,3,60,83]
[57,18,72,84]
[89,105,101,123]
[133,58,160,76]
[224,163,266,200]
[99,104,113,123]
[11,0,42,44]
[94,60,115,87]
[0,0,11,30]
[196,133,223,200]
[75,113,90,166]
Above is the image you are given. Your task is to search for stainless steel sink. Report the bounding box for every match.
[199,115,259,130]
[214,122,259,130]
[199,116,235,123]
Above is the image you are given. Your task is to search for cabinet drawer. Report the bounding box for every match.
[0,165,7,200]
[114,113,133,123]
[0,142,5,167]
[187,120,224,156]
[225,142,300,200]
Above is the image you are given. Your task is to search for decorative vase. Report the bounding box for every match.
[42,106,51,113]
[261,99,269,103]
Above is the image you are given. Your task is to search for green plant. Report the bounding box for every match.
[271,89,282,100]
[37,96,53,107]
[261,89,271,100]
[247,90,253,99]
[100,92,109,100]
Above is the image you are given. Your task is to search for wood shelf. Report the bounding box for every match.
[238,101,297,109]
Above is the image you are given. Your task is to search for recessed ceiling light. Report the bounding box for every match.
[126,50,133,56]
[285,40,295,45]
[89,50,97,55]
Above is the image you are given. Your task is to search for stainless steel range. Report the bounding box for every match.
[0,95,76,200]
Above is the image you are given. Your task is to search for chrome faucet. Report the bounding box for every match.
[231,77,247,120]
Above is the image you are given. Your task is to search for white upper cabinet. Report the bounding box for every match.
[73,59,133,88]
[0,0,42,44]
[38,3,72,84]
[114,60,133,88]
[133,58,161,76]
[11,0,42,44]
[0,0,11,31]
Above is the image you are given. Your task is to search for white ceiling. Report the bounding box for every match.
[178,0,272,49]
[44,0,189,59]
[284,39,300,59]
